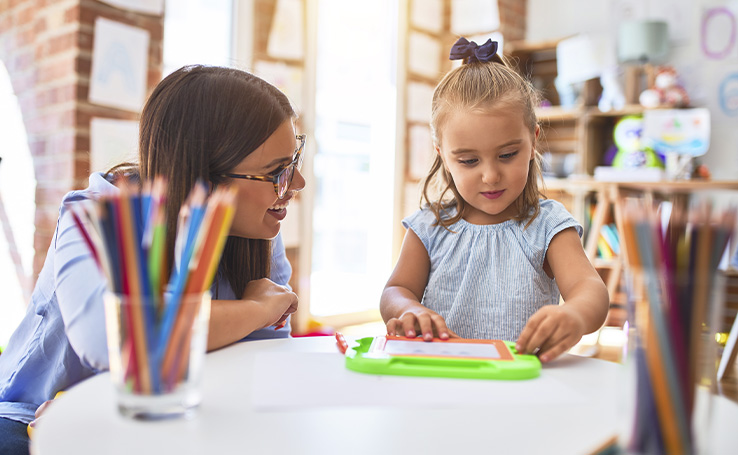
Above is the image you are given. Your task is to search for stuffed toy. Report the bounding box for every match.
[611,115,664,168]
[639,66,690,108]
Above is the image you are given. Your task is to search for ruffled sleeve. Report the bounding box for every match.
[402,207,442,254]
[522,199,582,268]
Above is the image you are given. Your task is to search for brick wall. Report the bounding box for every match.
[498,0,527,41]
[0,0,162,283]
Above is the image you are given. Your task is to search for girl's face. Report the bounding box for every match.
[438,107,537,225]
[227,120,305,239]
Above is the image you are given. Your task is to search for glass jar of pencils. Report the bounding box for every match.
[616,200,732,454]
[104,291,211,420]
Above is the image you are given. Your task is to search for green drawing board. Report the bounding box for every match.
[344,336,541,380]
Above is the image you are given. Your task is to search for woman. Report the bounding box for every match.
[0,65,304,454]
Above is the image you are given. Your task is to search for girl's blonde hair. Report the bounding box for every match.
[423,52,545,229]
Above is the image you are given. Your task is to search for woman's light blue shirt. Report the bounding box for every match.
[404,199,582,341]
[0,173,292,424]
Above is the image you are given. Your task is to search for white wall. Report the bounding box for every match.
[527,0,738,180]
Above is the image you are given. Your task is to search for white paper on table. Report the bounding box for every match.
[97,0,163,15]
[89,17,150,112]
[89,118,139,172]
[251,352,585,410]
[406,82,434,124]
[410,0,443,33]
[450,0,500,35]
[267,0,304,60]
[408,32,442,79]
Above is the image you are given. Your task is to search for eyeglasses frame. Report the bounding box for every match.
[220,134,306,198]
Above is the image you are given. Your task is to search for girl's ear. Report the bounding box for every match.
[530,125,540,160]
[435,145,447,167]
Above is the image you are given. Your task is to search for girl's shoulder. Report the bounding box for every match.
[403,204,460,231]
[536,198,571,220]
[523,198,583,241]
[402,205,459,251]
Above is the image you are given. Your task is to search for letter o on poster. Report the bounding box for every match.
[701,7,737,60]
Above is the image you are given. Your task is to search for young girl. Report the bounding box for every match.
[0,65,304,454]
[380,38,609,364]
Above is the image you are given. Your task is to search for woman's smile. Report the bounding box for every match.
[267,197,292,220]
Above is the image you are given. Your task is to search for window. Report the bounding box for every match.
[0,61,35,346]
[310,0,398,321]
[163,0,234,75]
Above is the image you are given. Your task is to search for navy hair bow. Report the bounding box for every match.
[449,37,499,63]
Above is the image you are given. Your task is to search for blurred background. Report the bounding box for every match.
[1,0,737,346]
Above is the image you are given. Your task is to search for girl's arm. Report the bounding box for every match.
[516,227,609,362]
[207,278,298,350]
[380,229,455,340]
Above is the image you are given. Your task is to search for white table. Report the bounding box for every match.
[30,336,738,454]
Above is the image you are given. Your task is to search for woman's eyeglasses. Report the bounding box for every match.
[221,134,306,199]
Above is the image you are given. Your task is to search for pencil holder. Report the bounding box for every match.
[617,267,726,454]
[104,291,211,420]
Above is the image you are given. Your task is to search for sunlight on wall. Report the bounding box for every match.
[163,0,233,76]
[0,60,35,346]
[310,0,398,317]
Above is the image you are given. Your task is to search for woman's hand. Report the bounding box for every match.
[515,304,586,363]
[242,278,298,329]
[386,306,458,341]
[28,392,65,437]
[28,399,53,434]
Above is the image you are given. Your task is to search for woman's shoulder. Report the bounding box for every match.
[61,173,120,206]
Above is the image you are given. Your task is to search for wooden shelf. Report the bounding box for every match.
[536,106,583,122]
[505,38,568,55]
[587,105,644,117]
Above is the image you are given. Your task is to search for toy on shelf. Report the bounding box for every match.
[641,108,711,179]
[611,115,664,169]
[639,66,690,108]
[598,67,626,112]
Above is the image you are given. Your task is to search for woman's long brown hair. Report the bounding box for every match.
[112,65,295,298]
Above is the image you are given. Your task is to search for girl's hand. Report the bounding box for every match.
[386,307,458,341]
[515,305,586,363]
[242,278,298,330]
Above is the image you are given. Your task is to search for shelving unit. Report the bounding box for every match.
[505,39,647,321]
[506,39,649,177]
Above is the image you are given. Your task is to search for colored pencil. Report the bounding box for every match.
[70,178,236,395]
[620,197,736,453]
